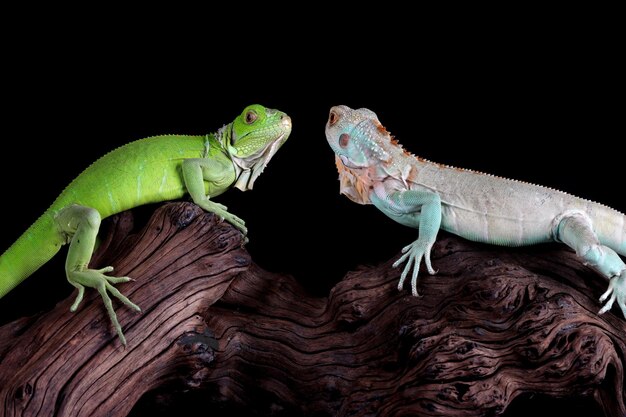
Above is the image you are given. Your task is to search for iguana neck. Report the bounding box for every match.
[213,123,251,191]
[215,124,231,150]
[336,153,432,205]
[215,123,277,192]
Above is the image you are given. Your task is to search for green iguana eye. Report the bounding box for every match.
[245,110,258,124]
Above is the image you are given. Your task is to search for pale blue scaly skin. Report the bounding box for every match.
[325,105,626,319]
[0,104,292,344]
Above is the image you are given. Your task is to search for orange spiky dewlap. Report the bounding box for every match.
[335,155,371,205]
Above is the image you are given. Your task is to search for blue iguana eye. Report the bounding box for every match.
[329,111,339,126]
[245,111,257,124]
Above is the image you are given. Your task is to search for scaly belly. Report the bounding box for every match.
[417,165,594,247]
[440,203,556,246]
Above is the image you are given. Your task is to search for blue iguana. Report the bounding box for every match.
[325,105,625,318]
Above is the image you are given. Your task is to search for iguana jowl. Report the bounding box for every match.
[0,104,292,344]
[325,105,625,318]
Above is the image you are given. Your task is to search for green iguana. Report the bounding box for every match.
[0,104,292,344]
[325,105,625,318]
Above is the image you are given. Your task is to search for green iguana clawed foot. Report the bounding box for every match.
[0,105,291,344]
[195,199,247,235]
[68,266,140,345]
[326,105,626,320]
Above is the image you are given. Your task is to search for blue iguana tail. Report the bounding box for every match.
[0,213,65,297]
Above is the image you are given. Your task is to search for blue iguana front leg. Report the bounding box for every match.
[556,212,626,316]
[370,186,442,296]
[55,204,141,345]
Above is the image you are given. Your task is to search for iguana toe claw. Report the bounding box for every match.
[68,267,140,344]
[212,202,228,212]
[396,253,414,291]
[225,215,247,235]
[394,239,436,296]
[105,276,133,284]
[210,205,247,235]
[410,257,421,297]
[598,272,626,318]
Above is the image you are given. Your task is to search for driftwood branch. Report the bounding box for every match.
[0,202,624,417]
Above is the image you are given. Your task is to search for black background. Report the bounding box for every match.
[0,15,621,417]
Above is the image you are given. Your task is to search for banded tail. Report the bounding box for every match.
[0,214,65,297]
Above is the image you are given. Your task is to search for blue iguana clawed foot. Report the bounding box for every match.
[68,266,140,346]
[599,271,626,317]
[393,239,437,297]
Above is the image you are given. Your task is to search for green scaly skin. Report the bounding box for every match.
[326,105,626,319]
[0,104,292,345]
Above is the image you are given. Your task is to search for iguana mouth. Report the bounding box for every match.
[340,155,360,169]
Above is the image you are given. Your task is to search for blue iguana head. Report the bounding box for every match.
[325,105,391,169]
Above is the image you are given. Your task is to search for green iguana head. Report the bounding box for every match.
[325,105,392,170]
[224,104,292,191]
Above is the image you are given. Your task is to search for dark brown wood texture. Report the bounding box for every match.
[1,203,624,416]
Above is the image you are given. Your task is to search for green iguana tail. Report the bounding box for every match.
[0,213,65,297]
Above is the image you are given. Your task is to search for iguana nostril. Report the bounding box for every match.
[339,133,350,148]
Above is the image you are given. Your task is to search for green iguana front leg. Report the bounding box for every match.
[371,187,442,296]
[56,205,141,345]
[182,158,247,235]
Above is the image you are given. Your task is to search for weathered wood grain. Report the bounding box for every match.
[1,202,624,417]
[0,203,249,416]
